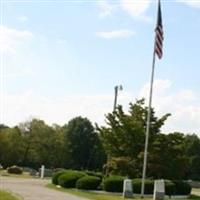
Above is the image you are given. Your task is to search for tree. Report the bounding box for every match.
[18,119,65,169]
[185,134,200,157]
[63,116,105,170]
[189,156,200,180]
[0,126,24,167]
[148,132,189,179]
[184,134,200,180]
[28,119,64,168]
[98,99,170,177]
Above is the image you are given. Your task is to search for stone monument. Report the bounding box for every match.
[153,179,165,200]
[123,179,133,198]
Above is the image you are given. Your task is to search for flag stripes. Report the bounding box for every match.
[155,0,163,59]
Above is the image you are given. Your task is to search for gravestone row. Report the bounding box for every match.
[123,179,165,200]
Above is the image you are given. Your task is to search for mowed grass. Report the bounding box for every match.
[47,184,136,200]
[48,184,200,200]
[0,190,20,200]
[0,170,32,179]
[193,188,200,194]
[192,188,200,198]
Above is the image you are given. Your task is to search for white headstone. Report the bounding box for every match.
[153,179,165,200]
[41,165,45,179]
[123,179,133,198]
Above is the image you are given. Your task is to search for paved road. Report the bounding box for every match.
[0,176,87,200]
[192,189,200,196]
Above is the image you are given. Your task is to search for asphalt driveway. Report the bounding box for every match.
[0,176,87,200]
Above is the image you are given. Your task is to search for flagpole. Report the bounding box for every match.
[141,44,156,198]
[141,0,164,196]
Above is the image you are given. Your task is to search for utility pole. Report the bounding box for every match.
[105,85,123,177]
[113,85,123,111]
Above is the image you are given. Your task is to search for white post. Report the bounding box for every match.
[41,165,45,179]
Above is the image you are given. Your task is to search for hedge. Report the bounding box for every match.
[103,176,124,192]
[165,180,176,196]
[7,166,23,174]
[84,171,103,180]
[173,180,191,195]
[52,170,67,185]
[58,170,86,188]
[132,179,191,196]
[132,179,154,194]
[76,176,101,190]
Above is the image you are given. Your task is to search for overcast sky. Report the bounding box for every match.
[0,0,200,135]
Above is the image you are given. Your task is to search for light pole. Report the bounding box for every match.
[105,85,123,176]
[113,85,123,111]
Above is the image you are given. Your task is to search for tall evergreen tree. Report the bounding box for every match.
[63,116,105,170]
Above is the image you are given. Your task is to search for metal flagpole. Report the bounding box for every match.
[141,0,164,196]
[141,44,156,198]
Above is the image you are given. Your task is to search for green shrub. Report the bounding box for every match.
[84,171,103,179]
[165,180,176,196]
[132,179,154,194]
[52,170,66,185]
[76,176,101,190]
[58,170,86,188]
[131,179,191,196]
[173,180,191,195]
[53,168,66,173]
[95,172,103,179]
[7,165,23,174]
[103,176,124,192]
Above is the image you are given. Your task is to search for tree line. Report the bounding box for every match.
[0,117,105,171]
[0,98,200,180]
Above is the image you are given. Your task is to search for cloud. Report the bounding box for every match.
[0,91,111,126]
[121,0,152,21]
[139,79,172,97]
[0,90,130,126]
[2,79,200,136]
[0,25,33,54]
[179,0,200,8]
[98,1,117,18]
[1,67,34,78]
[17,16,28,22]
[56,39,67,45]
[139,79,200,135]
[97,0,152,21]
[96,29,135,39]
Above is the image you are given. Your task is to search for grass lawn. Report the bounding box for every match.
[192,188,200,197]
[0,190,20,200]
[47,184,136,200]
[0,169,32,179]
[48,184,200,200]
[193,188,200,193]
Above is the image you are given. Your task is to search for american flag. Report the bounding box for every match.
[155,0,164,59]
